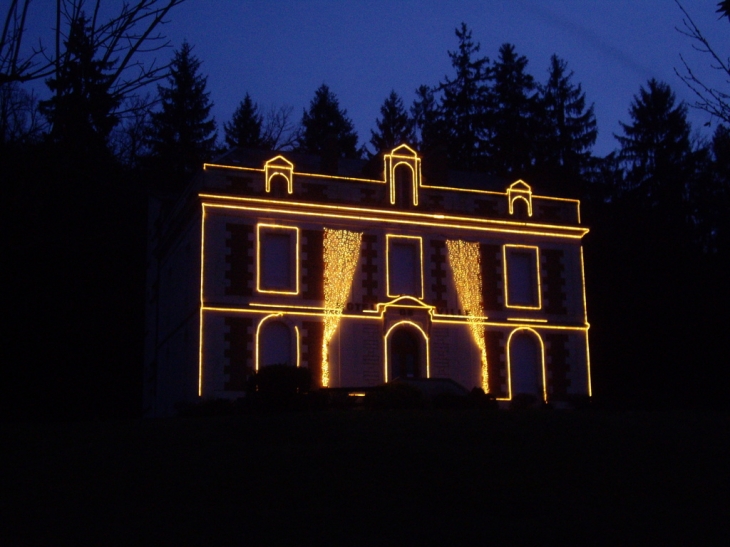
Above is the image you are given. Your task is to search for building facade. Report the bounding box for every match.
[144,145,591,416]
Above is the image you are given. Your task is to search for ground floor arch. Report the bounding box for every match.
[257,316,295,369]
[507,328,546,401]
[385,321,429,382]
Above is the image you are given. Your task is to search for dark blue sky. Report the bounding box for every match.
[23,0,728,156]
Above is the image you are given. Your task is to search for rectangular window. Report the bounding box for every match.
[387,235,423,298]
[504,245,541,309]
[257,224,299,294]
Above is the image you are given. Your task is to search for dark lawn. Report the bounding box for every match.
[2,410,729,545]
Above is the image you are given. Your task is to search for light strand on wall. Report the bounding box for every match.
[322,228,363,387]
[446,239,489,392]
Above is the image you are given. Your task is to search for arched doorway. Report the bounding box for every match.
[508,329,545,400]
[258,320,292,368]
[389,325,421,380]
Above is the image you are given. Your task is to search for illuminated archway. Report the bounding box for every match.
[511,196,530,218]
[507,328,546,402]
[384,321,430,382]
[264,155,294,194]
[385,144,421,206]
[256,314,298,370]
[268,173,289,197]
[507,180,533,217]
[393,162,415,208]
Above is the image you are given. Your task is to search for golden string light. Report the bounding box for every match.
[322,228,363,387]
[446,239,489,392]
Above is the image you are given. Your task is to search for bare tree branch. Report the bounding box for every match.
[0,0,52,84]
[0,0,185,96]
[261,104,299,150]
[674,0,730,124]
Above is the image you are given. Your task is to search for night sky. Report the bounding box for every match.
[21,0,728,156]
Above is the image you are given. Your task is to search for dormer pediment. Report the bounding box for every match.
[384,144,421,207]
[509,180,531,192]
[265,155,293,169]
[390,144,419,158]
[264,155,294,194]
[507,179,533,217]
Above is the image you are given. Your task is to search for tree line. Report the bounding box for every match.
[1,1,728,418]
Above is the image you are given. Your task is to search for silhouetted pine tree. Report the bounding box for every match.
[368,90,414,157]
[438,23,489,171]
[485,43,539,179]
[146,41,217,193]
[39,13,119,162]
[411,85,443,151]
[615,79,697,220]
[536,55,597,195]
[693,124,730,252]
[411,84,448,181]
[297,84,359,159]
[224,93,267,149]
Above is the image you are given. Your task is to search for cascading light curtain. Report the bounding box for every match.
[446,239,489,392]
[322,227,363,386]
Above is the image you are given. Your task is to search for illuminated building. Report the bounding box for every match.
[144,144,591,415]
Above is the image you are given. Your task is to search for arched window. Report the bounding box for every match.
[508,329,545,400]
[258,320,293,368]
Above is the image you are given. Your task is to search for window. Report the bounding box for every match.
[257,224,299,294]
[503,245,541,309]
[387,235,423,298]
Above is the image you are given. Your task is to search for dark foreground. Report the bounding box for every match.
[2,409,729,545]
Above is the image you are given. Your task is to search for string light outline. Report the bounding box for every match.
[255,313,284,371]
[256,223,300,295]
[506,327,547,403]
[201,305,588,331]
[196,150,590,398]
[264,155,294,194]
[384,320,431,383]
[202,159,583,225]
[503,244,542,310]
[199,198,588,239]
[386,234,425,299]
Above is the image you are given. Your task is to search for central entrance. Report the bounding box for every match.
[389,325,421,380]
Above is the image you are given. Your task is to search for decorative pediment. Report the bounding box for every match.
[264,155,294,194]
[384,144,421,207]
[389,144,419,158]
[507,179,533,217]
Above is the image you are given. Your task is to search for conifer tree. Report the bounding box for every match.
[39,13,119,159]
[297,84,359,159]
[411,85,443,153]
[692,124,729,251]
[536,55,597,193]
[615,79,695,212]
[411,84,449,179]
[438,23,489,171]
[485,43,539,178]
[146,41,217,192]
[224,93,266,149]
[710,125,730,250]
[368,90,414,157]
